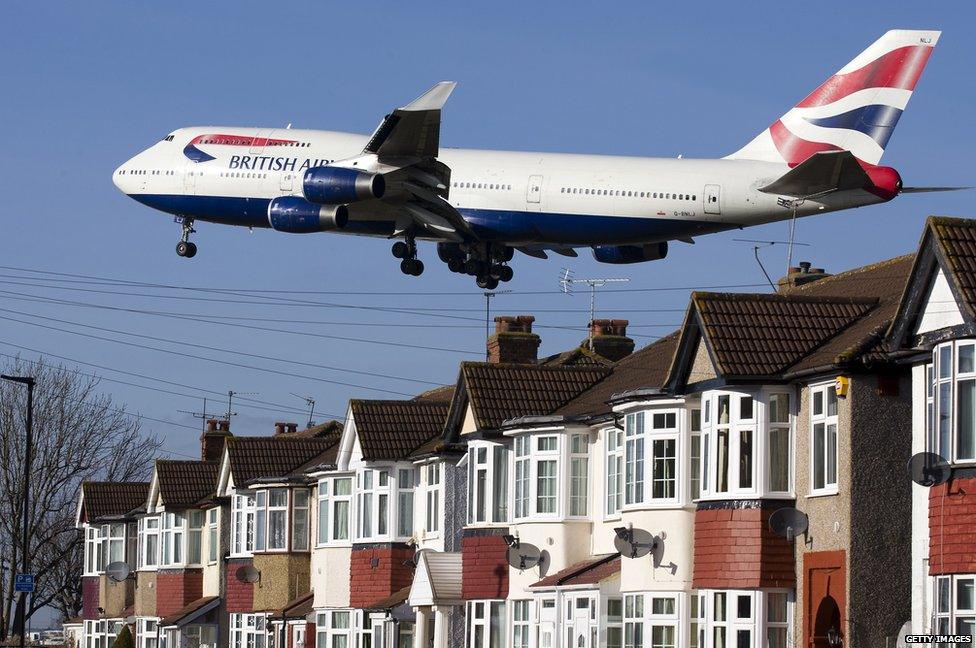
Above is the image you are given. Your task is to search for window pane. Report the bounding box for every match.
[826,387,838,417]
[537,460,557,513]
[690,435,701,500]
[938,577,950,612]
[769,394,790,423]
[318,497,329,544]
[769,428,790,492]
[377,494,388,535]
[651,597,675,615]
[740,396,753,420]
[958,379,976,459]
[940,382,952,455]
[739,429,753,489]
[717,429,729,492]
[960,345,975,373]
[767,592,788,622]
[334,478,351,496]
[492,445,508,522]
[940,345,953,379]
[813,423,825,490]
[570,457,588,516]
[736,595,751,618]
[718,396,730,424]
[827,424,838,486]
[333,501,349,540]
[959,578,975,610]
[652,439,676,499]
[767,628,787,648]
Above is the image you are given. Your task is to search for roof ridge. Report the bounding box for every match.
[692,290,880,305]
[788,253,915,294]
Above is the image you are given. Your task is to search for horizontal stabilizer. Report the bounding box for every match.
[759,150,869,197]
[901,186,972,193]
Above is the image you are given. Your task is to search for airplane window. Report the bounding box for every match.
[693,195,697,200]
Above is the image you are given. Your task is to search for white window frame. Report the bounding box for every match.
[138,516,160,570]
[514,436,531,520]
[422,462,442,537]
[934,574,976,637]
[206,509,218,564]
[534,435,559,517]
[265,488,289,552]
[810,383,840,496]
[229,613,267,648]
[569,433,589,517]
[396,468,415,538]
[231,493,255,557]
[466,600,506,648]
[317,477,353,546]
[933,340,976,464]
[136,618,159,648]
[624,413,645,506]
[511,600,533,648]
[160,512,185,567]
[105,523,126,565]
[467,442,510,525]
[690,407,702,501]
[606,426,624,518]
[292,488,309,552]
[187,510,204,565]
[315,610,355,648]
[700,589,793,648]
[84,525,105,575]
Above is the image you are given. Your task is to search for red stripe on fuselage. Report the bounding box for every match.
[796,45,933,108]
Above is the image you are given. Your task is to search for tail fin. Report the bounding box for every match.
[727,30,940,166]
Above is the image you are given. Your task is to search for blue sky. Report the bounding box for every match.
[0,2,973,469]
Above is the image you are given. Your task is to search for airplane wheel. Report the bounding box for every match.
[464,259,485,276]
[392,241,410,259]
[411,260,425,276]
[448,258,465,273]
[491,245,514,263]
[176,241,190,257]
[184,242,198,258]
[497,265,513,282]
[476,276,498,290]
[401,259,423,276]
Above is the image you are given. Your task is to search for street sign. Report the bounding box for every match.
[14,574,34,593]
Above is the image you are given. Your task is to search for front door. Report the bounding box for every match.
[704,184,721,215]
[526,174,544,211]
[291,624,304,648]
[571,597,594,648]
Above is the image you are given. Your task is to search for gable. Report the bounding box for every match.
[460,404,478,437]
[915,267,965,335]
[688,336,717,384]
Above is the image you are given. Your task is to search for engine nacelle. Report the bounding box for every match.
[592,242,668,264]
[303,166,385,204]
[267,196,348,234]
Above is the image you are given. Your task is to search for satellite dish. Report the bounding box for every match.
[105,562,131,582]
[907,452,950,487]
[613,527,658,559]
[506,543,542,571]
[768,507,809,542]
[235,565,260,583]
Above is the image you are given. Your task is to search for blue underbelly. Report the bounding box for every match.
[128,194,728,244]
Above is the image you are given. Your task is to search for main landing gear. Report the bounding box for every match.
[438,242,514,289]
[392,237,424,276]
[175,217,197,258]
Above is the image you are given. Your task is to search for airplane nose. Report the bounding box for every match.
[112,163,128,194]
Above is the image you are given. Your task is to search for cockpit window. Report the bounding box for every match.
[162,134,175,142]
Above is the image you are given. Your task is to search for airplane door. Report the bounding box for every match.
[526,175,543,212]
[704,184,721,215]
[183,166,197,195]
[279,172,294,194]
[250,129,273,154]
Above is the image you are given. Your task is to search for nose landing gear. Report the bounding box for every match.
[175,217,197,258]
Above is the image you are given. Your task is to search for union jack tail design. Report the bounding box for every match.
[727,30,940,167]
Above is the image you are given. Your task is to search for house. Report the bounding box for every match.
[885,216,976,639]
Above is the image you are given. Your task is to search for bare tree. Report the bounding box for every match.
[0,357,162,637]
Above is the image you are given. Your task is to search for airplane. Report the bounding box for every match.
[114,29,961,289]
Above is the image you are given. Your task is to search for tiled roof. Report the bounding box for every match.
[556,332,680,418]
[155,460,219,510]
[366,586,411,610]
[226,436,340,485]
[460,362,611,429]
[80,481,150,522]
[691,292,878,377]
[287,420,343,440]
[350,400,449,461]
[928,217,976,320]
[412,385,456,403]
[159,596,220,627]
[531,554,620,588]
[538,347,614,367]
[269,592,313,619]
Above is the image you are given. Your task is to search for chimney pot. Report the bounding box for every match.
[488,314,541,364]
[274,422,286,435]
[286,423,298,434]
[799,261,812,273]
[585,318,634,361]
[777,262,831,293]
[206,419,219,433]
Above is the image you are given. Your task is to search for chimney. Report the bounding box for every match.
[585,319,635,362]
[274,422,298,435]
[777,261,831,293]
[201,418,232,462]
[487,315,541,364]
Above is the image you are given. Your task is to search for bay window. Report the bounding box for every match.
[106,523,126,565]
[511,600,531,648]
[700,590,792,648]
[606,426,623,517]
[700,391,794,498]
[624,594,644,648]
[397,469,414,537]
[293,490,309,551]
[317,477,353,545]
[249,487,312,552]
[138,517,160,569]
[810,384,839,494]
[229,614,267,648]
[161,513,184,566]
[356,467,414,541]
[316,611,353,648]
[622,410,680,506]
[467,600,505,648]
[188,511,204,564]
[207,509,218,563]
[467,442,509,525]
[931,340,976,462]
[423,463,441,535]
[267,489,288,550]
[136,618,158,648]
[934,575,976,638]
[85,526,105,575]
[569,433,588,516]
[514,436,530,519]
[535,436,558,515]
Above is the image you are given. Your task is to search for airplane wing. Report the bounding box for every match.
[759,150,870,198]
[329,82,476,240]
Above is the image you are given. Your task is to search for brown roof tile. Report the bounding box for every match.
[226,436,340,485]
[350,400,449,461]
[287,420,343,440]
[159,596,220,627]
[531,554,620,588]
[461,362,611,429]
[366,586,411,610]
[411,385,456,404]
[269,592,314,619]
[81,481,150,522]
[556,332,680,418]
[155,460,220,510]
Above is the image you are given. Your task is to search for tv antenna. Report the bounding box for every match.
[559,269,630,348]
[907,452,951,487]
[292,393,317,428]
[733,239,810,291]
[226,390,257,421]
[483,289,512,361]
[178,397,211,433]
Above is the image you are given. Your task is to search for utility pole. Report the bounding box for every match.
[2,374,35,648]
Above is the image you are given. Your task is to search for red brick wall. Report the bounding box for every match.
[81,576,100,620]
[156,569,203,618]
[461,529,509,600]
[693,503,795,589]
[929,476,976,575]
[348,544,414,609]
[225,558,255,613]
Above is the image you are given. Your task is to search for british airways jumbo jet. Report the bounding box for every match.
[114,30,957,288]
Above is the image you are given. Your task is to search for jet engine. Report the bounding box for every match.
[592,242,668,264]
[267,196,348,234]
[303,166,385,204]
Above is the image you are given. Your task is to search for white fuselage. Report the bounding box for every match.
[113,126,888,247]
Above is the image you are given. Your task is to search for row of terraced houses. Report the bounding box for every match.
[72,216,976,648]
